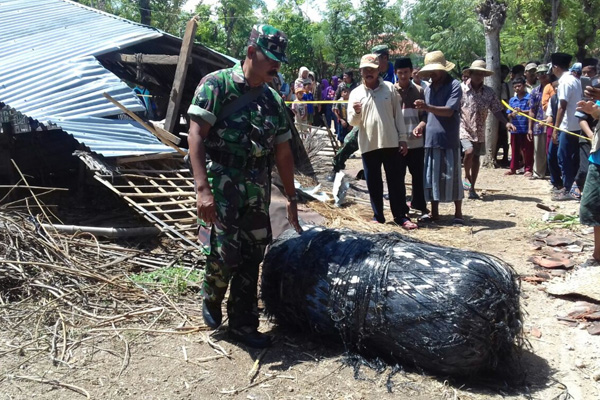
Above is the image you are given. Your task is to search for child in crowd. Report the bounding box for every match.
[333,87,351,144]
[302,80,315,126]
[292,86,308,138]
[506,77,533,176]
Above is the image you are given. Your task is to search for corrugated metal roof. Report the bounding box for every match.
[0,0,161,120]
[56,117,176,157]
[0,0,181,156]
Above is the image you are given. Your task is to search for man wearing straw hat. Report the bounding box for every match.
[414,51,464,224]
[460,59,515,199]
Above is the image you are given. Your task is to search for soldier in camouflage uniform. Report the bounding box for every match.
[187,24,302,348]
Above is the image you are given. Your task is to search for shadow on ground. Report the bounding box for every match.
[238,326,553,398]
[483,193,544,203]
[443,348,553,397]
[468,217,518,232]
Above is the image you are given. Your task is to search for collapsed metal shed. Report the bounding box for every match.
[0,0,235,250]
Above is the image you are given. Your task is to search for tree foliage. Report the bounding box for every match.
[75,0,190,36]
[355,0,404,55]
[264,0,317,80]
[324,0,360,76]
[405,0,485,72]
[77,0,600,83]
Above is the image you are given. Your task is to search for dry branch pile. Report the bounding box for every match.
[0,210,206,388]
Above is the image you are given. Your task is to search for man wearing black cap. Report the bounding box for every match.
[372,45,397,84]
[187,24,302,348]
[394,57,428,217]
[550,52,582,201]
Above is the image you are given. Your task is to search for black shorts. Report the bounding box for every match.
[580,162,600,226]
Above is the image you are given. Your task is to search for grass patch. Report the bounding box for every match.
[527,214,581,231]
[130,266,203,296]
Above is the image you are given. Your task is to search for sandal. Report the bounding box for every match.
[462,180,472,190]
[504,170,516,176]
[399,218,418,230]
[524,171,533,177]
[418,214,431,223]
[452,217,465,226]
[581,258,600,268]
[468,190,480,200]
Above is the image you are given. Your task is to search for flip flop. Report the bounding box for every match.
[462,180,472,190]
[581,258,600,268]
[418,214,431,223]
[468,190,480,200]
[399,218,418,230]
[452,217,465,226]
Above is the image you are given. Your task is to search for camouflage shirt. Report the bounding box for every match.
[188,61,291,161]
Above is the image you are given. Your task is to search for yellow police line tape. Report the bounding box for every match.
[501,100,591,141]
[284,100,348,104]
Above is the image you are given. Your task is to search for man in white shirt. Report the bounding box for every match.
[551,52,583,201]
[347,54,413,228]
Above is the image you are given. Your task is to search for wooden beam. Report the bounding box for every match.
[116,152,181,165]
[153,125,181,145]
[164,17,199,133]
[103,92,186,156]
[102,53,191,65]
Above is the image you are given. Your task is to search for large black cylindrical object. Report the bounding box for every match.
[261,227,522,376]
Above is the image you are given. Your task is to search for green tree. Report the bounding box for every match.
[499,0,567,65]
[194,4,224,52]
[356,0,404,55]
[217,0,264,59]
[265,0,317,81]
[567,0,600,61]
[75,0,189,35]
[324,0,360,76]
[405,0,485,72]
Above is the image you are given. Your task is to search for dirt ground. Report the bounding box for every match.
[2,159,600,400]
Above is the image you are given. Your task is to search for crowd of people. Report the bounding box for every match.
[282,48,599,233]
[280,46,600,269]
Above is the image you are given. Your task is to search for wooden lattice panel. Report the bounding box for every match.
[77,152,201,251]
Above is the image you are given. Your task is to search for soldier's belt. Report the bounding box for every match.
[207,150,271,170]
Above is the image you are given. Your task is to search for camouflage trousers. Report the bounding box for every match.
[332,127,359,172]
[198,162,272,331]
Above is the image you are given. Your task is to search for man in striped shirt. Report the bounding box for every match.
[394,57,428,216]
[460,60,515,198]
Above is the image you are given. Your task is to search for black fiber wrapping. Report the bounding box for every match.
[261,227,522,376]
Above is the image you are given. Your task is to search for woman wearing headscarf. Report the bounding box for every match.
[331,75,339,92]
[321,78,335,130]
[294,67,309,99]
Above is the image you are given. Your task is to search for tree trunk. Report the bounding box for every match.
[574,0,600,62]
[139,0,151,26]
[483,27,501,167]
[477,0,507,167]
[543,0,560,61]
